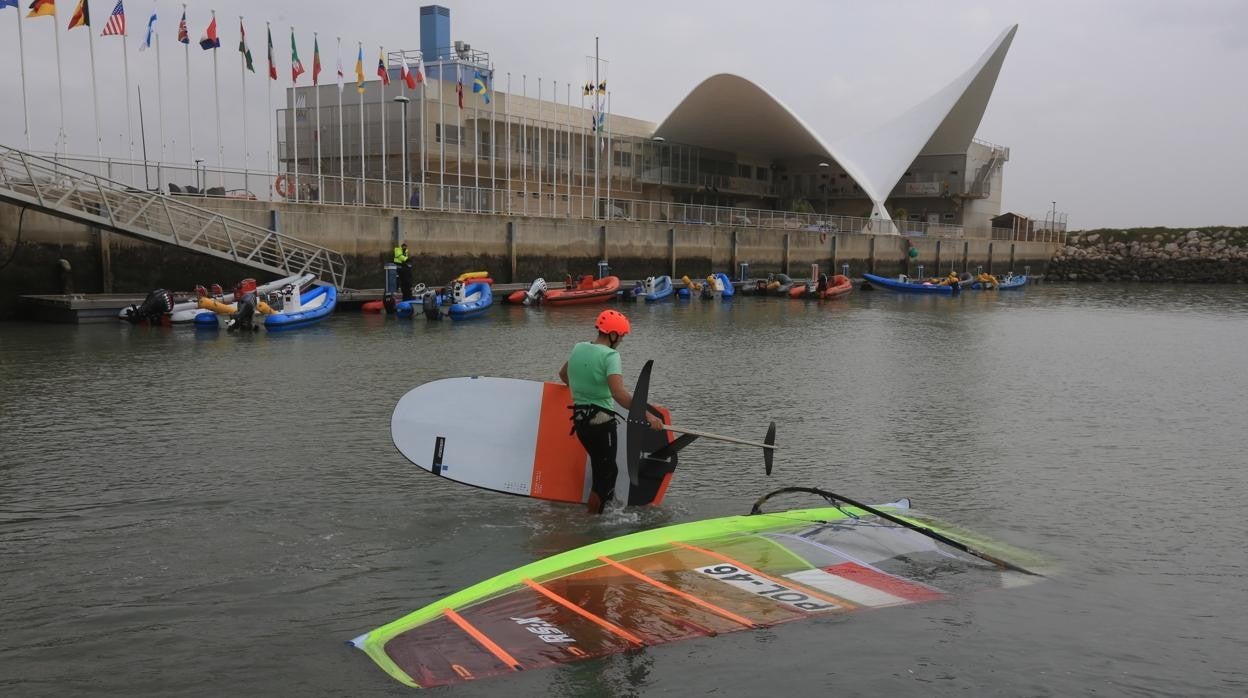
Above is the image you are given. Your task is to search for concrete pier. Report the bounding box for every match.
[1,199,1059,318]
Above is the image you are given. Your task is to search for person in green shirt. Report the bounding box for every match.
[559,309,663,514]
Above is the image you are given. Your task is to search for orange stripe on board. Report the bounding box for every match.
[442,608,523,672]
[530,382,590,503]
[596,556,757,628]
[523,579,646,646]
[672,542,856,610]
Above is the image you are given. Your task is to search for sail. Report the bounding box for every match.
[351,502,1040,689]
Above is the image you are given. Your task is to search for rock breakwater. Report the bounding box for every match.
[1047,228,1247,282]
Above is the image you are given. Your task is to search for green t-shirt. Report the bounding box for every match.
[567,341,623,411]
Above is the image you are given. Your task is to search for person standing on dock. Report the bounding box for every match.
[559,310,663,515]
[393,242,413,300]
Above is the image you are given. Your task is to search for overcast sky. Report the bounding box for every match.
[2,0,1245,229]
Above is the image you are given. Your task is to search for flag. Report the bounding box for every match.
[597,81,607,94]
[101,0,124,36]
[583,82,592,96]
[238,20,254,72]
[176,8,187,44]
[335,40,343,92]
[455,65,463,109]
[354,43,364,94]
[312,35,321,85]
[198,14,218,50]
[66,0,86,28]
[399,56,415,90]
[472,70,490,105]
[27,0,55,18]
[138,7,155,51]
[266,25,276,79]
[1,1,22,9]
[414,56,425,86]
[375,49,389,86]
[290,30,304,83]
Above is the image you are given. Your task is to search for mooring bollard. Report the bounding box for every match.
[384,263,397,296]
[597,260,610,279]
[841,263,849,277]
[738,262,749,282]
[917,264,925,280]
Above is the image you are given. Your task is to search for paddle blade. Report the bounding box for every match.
[764,421,776,475]
[625,360,654,487]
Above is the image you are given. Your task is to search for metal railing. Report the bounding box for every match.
[0,146,348,288]
[15,150,970,239]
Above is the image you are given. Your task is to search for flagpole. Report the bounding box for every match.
[438,63,445,209]
[399,53,406,206]
[183,5,191,164]
[504,72,511,215]
[15,8,31,150]
[239,17,248,195]
[521,73,526,216]
[605,90,612,220]
[566,82,571,216]
[291,27,299,204]
[536,76,542,217]
[154,10,166,165]
[337,37,344,205]
[265,21,272,181]
[210,11,223,188]
[593,37,599,220]
[314,33,322,204]
[456,64,462,212]
[380,45,387,208]
[121,22,135,178]
[86,18,103,163]
[419,57,426,210]
[490,71,496,213]
[358,42,365,204]
[472,103,478,214]
[579,85,585,218]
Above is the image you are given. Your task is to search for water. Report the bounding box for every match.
[2,285,1246,696]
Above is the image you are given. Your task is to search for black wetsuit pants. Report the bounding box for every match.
[573,419,618,511]
[397,264,414,300]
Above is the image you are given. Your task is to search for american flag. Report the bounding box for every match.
[177,9,189,44]
[101,0,126,37]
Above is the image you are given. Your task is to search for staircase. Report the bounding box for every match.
[0,145,347,288]
[966,145,1009,199]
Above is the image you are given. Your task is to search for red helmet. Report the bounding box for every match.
[595,309,631,337]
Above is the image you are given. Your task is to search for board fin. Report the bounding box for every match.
[625,360,655,487]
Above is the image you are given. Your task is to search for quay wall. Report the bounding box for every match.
[0,199,1057,317]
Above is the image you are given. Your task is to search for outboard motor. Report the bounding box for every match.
[421,289,442,320]
[382,293,398,314]
[123,289,175,324]
[816,273,829,293]
[209,283,224,297]
[523,278,547,306]
[227,291,260,332]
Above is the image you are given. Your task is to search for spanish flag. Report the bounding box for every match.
[66,0,87,29]
[27,0,56,18]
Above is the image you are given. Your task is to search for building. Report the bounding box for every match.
[279,6,1017,238]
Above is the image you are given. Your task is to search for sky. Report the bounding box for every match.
[2,0,1245,229]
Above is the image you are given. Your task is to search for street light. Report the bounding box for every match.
[394,96,411,208]
[818,162,831,228]
[651,136,666,221]
[194,158,204,194]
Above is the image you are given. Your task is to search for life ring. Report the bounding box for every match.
[274,175,291,198]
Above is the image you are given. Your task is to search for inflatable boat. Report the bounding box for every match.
[264,284,337,329]
[121,273,311,324]
[862,273,958,295]
[544,275,620,305]
[713,272,736,298]
[817,273,853,299]
[641,275,674,303]
[448,281,493,319]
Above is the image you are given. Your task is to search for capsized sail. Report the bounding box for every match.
[351,498,1043,689]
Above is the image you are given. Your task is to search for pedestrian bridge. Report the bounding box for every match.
[0,145,348,288]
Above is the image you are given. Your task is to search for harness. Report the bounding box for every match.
[569,403,618,433]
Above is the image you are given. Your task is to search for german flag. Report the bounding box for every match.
[66,0,88,29]
[26,0,56,18]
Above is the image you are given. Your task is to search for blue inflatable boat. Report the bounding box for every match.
[862,273,957,295]
[641,275,674,303]
[448,281,493,319]
[265,284,337,329]
[713,272,736,298]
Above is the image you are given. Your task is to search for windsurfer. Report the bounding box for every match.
[560,309,663,514]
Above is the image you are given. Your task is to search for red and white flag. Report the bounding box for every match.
[399,56,416,90]
[101,0,126,36]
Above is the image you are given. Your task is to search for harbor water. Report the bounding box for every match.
[2,284,1246,696]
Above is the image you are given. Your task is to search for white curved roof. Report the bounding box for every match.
[652,25,1019,223]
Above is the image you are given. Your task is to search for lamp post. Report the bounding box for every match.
[194,158,204,194]
[651,135,665,221]
[394,95,411,208]
[817,162,831,228]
